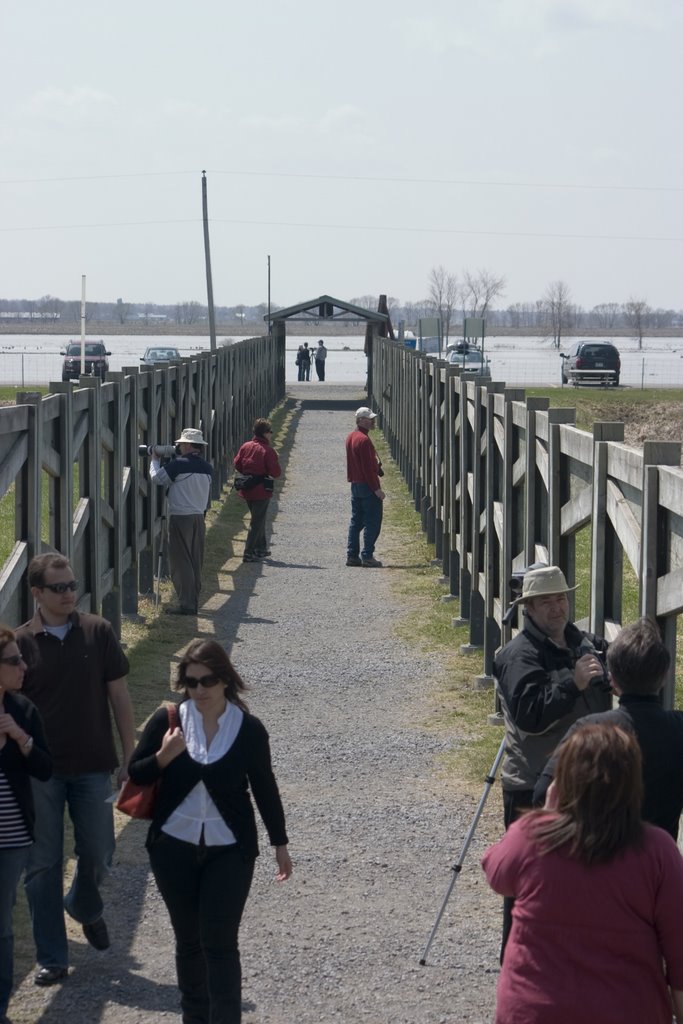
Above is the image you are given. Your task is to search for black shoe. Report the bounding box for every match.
[82,917,110,951]
[254,549,272,557]
[243,553,260,562]
[361,557,383,568]
[34,966,68,986]
[346,555,362,567]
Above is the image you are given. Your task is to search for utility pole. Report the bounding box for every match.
[267,254,272,336]
[202,171,217,352]
[80,275,86,375]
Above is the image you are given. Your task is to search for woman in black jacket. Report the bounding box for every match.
[128,639,292,1024]
[0,625,52,1021]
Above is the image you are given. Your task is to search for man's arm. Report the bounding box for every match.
[107,677,136,784]
[149,457,171,486]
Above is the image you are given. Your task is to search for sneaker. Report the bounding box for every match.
[82,917,110,951]
[361,557,383,568]
[34,965,68,986]
[346,555,362,567]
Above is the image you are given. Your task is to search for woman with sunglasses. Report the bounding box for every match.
[128,639,291,1024]
[0,626,51,1024]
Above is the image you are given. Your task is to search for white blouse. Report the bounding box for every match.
[161,699,244,847]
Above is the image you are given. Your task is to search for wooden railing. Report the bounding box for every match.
[0,335,285,633]
[372,337,683,708]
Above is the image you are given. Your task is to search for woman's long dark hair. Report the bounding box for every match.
[528,723,643,864]
[175,639,249,711]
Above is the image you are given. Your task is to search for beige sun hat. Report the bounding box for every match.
[513,565,578,605]
[174,427,207,445]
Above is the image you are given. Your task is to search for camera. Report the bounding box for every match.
[577,636,611,692]
[138,444,178,458]
[502,562,548,626]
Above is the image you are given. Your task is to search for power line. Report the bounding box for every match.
[0,167,680,194]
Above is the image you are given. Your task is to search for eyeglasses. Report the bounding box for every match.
[40,581,78,594]
[183,672,222,689]
[0,655,25,666]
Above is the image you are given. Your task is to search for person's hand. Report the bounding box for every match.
[574,653,605,691]
[156,726,186,767]
[0,712,24,744]
[375,488,386,500]
[116,762,130,786]
[274,845,293,881]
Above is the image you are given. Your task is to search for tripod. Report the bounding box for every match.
[419,736,506,965]
[154,513,167,610]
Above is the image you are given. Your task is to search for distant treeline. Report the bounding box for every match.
[1,294,682,335]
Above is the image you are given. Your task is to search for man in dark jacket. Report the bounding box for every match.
[494,564,610,955]
[534,616,683,839]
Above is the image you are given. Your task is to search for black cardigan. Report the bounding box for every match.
[0,691,52,840]
[128,703,288,858]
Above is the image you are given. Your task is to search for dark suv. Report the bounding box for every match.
[61,341,111,382]
[560,341,620,387]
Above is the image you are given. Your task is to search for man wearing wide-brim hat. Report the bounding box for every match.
[493,564,610,957]
[148,428,214,614]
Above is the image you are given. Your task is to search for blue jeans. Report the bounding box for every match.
[347,483,383,560]
[0,845,30,1015]
[24,773,115,968]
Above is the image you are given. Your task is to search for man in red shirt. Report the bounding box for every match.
[345,407,385,568]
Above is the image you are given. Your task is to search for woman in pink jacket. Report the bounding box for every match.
[482,722,683,1024]
[233,419,281,562]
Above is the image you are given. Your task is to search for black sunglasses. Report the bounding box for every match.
[0,655,24,666]
[41,581,78,594]
[183,672,222,690]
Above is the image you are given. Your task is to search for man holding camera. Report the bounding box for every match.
[494,564,610,955]
[148,427,213,615]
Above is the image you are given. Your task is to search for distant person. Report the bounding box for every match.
[0,625,51,1019]
[234,418,281,562]
[534,616,683,839]
[315,339,328,381]
[345,406,385,568]
[295,346,305,381]
[300,343,312,381]
[483,723,683,1024]
[128,639,292,1024]
[17,554,135,987]
[149,428,213,615]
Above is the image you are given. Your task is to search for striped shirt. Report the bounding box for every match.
[0,766,31,848]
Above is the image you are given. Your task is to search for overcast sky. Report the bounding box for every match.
[2,0,681,312]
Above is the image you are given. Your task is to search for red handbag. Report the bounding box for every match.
[116,704,179,819]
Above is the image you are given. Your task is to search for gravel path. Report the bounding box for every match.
[12,386,502,1024]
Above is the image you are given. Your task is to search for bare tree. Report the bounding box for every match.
[542,280,572,348]
[461,268,506,319]
[39,294,63,321]
[624,297,650,350]
[115,298,131,324]
[592,302,620,330]
[428,265,458,344]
